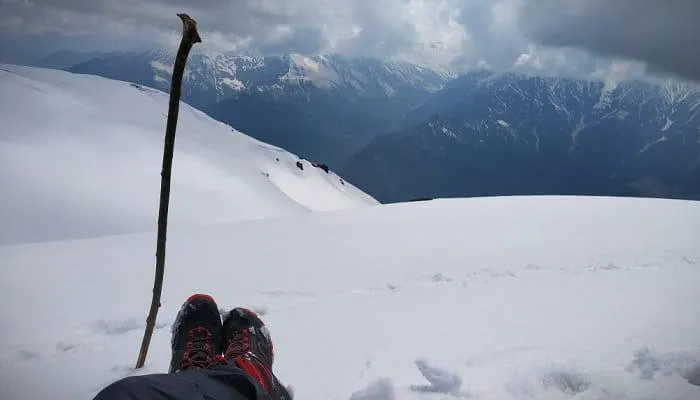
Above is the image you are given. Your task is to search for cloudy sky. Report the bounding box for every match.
[1,0,697,82]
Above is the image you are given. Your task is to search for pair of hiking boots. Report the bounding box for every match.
[170,294,291,400]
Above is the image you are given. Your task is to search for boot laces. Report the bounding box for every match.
[225,329,249,359]
[179,326,213,370]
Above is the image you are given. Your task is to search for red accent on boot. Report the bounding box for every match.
[235,356,273,394]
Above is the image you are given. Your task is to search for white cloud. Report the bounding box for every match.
[0,0,694,81]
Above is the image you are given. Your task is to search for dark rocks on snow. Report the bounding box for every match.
[312,163,330,173]
[296,161,304,171]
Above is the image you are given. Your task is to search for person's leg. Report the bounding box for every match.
[92,296,291,400]
[221,308,293,400]
[93,294,261,400]
[92,366,262,400]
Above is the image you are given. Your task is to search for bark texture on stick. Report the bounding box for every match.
[135,13,201,370]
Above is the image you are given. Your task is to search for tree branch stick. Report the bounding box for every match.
[135,13,201,370]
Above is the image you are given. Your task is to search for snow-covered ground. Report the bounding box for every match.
[1,196,700,399]
[0,64,376,246]
[1,64,699,400]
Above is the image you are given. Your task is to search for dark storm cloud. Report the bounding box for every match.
[520,0,700,81]
[257,28,326,56]
[1,0,681,82]
[0,0,310,40]
[0,0,424,60]
[452,0,523,70]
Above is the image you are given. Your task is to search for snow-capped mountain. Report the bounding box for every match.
[65,50,454,166]
[66,50,452,109]
[204,53,454,165]
[67,50,246,107]
[343,72,700,202]
[0,63,377,245]
[34,50,103,70]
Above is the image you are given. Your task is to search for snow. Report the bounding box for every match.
[660,81,697,107]
[221,77,245,91]
[413,359,462,394]
[0,64,376,245]
[1,196,700,400]
[150,60,173,75]
[441,126,457,138]
[379,80,397,97]
[593,80,618,110]
[637,135,668,156]
[280,54,339,89]
[150,60,173,83]
[662,117,675,131]
[208,52,238,77]
[350,378,395,400]
[1,64,700,400]
[568,116,586,153]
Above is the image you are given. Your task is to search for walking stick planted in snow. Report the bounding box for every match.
[135,13,201,369]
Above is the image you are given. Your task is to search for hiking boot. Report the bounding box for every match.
[221,307,274,366]
[222,308,291,400]
[169,294,222,373]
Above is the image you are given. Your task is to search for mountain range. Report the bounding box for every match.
[64,50,452,165]
[36,49,700,203]
[342,72,700,202]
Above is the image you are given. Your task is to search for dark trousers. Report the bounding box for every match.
[93,364,269,400]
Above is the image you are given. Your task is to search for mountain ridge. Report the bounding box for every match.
[64,50,454,166]
[342,71,700,202]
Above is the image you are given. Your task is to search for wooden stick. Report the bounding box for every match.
[135,13,201,369]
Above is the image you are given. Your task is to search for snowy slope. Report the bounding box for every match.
[0,64,377,245]
[1,196,700,399]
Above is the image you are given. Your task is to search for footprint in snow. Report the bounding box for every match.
[625,347,700,381]
[411,359,463,395]
[350,378,395,400]
[430,273,454,283]
[682,256,698,265]
[582,262,620,272]
[55,341,77,353]
[2,347,40,367]
[523,264,547,271]
[17,348,40,361]
[541,367,591,395]
[506,364,590,397]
